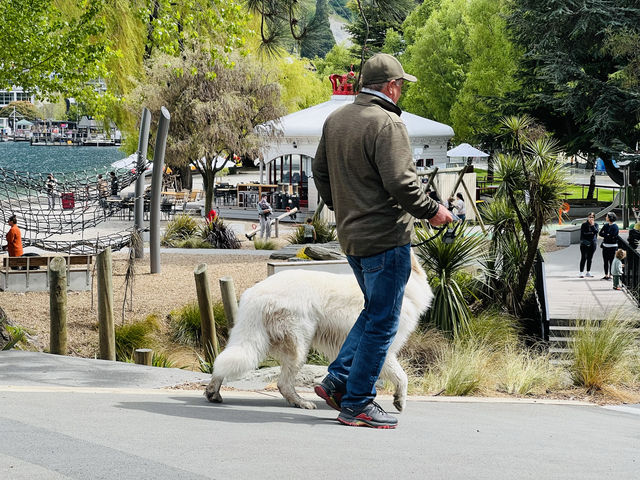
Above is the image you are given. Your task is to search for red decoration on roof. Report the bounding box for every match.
[329,67,356,95]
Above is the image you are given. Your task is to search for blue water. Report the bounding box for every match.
[0,141,127,174]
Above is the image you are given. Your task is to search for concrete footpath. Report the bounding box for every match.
[1,352,640,479]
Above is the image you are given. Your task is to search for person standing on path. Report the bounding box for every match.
[46,173,57,210]
[257,194,272,239]
[3,215,23,258]
[599,212,619,280]
[313,53,453,429]
[611,249,626,290]
[453,192,466,222]
[109,171,119,197]
[303,217,316,244]
[578,212,598,278]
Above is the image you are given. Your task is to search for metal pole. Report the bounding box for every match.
[134,108,151,259]
[623,167,630,229]
[150,107,170,274]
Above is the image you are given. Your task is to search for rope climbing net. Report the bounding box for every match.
[0,162,150,254]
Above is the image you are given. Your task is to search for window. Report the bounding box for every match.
[0,92,13,106]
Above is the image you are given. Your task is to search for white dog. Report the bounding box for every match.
[205,250,432,411]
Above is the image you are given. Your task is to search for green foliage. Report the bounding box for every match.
[174,237,212,249]
[2,325,27,351]
[570,318,639,391]
[169,301,229,348]
[152,351,179,369]
[425,339,488,396]
[288,217,336,244]
[414,223,486,336]
[462,310,520,351]
[114,315,159,361]
[0,0,106,97]
[313,44,360,79]
[253,239,278,250]
[300,0,336,59]
[129,48,286,212]
[506,0,640,163]
[161,214,200,247]
[306,349,330,365]
[200,217,241,249]
[0,101,40,121]
[401,0,519,143]
[273,56,331,112]
[495,347,562,395]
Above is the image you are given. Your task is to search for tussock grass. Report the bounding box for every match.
[161,214,200,247]
[168,301,229,348]
[569,317,639,391]
[495,348,564,395]
[463,310,520,350]
[288,217,336,244]
[253,238,277,250]
[115,315,159,361]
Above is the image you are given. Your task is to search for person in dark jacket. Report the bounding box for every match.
[599,212,619,280]
[628,223,640,249]
[578,212,599,278]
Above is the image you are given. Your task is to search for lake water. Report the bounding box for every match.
[0,141,127,174]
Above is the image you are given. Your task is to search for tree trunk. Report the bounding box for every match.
[513,220,543,313]
[586,154,596,200]
[487,152,494,182]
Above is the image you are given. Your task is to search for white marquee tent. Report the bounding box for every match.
[258,94,455,209]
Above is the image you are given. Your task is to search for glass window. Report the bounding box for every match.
[0,92,13,105]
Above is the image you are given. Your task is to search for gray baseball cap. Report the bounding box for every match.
[361,53,417,85]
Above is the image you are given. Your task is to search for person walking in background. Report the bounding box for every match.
[578,212,599,278]
[453,192,466,222]
[3,215,23,258]
[46,173,57,209]
[628,222,640,249]
[313,53,452,429]
[303,217,316,244]
[257,194,272,239]
[611,249,626,290]
[599,212,619,280]
[109,171,119,196]
[97,174,108,210]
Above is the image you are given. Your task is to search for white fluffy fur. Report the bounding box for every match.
[205,250,432,411]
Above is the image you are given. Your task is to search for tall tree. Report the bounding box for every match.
[401,0,519,142]
[300,0,336,59]
[507,0,640,186]
[129,45,286,212]
[0,0,106,97]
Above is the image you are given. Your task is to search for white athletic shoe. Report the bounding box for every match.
[578,272,584,278]
[585,272,593,278]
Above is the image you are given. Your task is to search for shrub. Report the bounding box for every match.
[161,214,200,247]
[2,325,26,351]
[169,301,229,348]
[288,217,336,244]
[569,317,639,391]
[398,328,449,376]
[461,310,520,351]
[175,237,212,249]
[200,217,241,249]
[114,315,159,361]
[152,351,179,368]
[495,348,563,395]
[253,238,277,250]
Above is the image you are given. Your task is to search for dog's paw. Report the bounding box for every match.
[393,395,406,412]
[293,399,317,410]
[204,389,223,403]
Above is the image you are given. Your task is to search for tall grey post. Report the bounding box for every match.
[134,108,151,258]
[150,107,170,274]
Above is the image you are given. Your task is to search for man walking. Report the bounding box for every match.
[257,194,272,239]
[313,53,452,429]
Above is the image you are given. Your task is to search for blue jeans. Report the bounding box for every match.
[326,244,412,408]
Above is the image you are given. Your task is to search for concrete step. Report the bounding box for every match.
[549,336,576,343]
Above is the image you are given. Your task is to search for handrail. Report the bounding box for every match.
[533,249,550,341]
[619,237,640,306]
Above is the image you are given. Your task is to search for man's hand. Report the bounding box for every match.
[428,204,454,226]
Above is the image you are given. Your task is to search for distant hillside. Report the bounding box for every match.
[329,0,352,21]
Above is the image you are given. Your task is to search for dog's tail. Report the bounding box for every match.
[210,294,270,381]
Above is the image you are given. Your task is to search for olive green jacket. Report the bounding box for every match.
[313,92,439,256]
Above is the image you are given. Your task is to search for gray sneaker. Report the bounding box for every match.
[337,401,398,429]
[585,272,593,277]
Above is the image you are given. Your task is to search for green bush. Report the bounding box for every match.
[495,348,563,395]
[152,351,179,368]
[161,214,200,247]
[288,217,336,244]
[200,217,241,249]
[169,301,229,348]
[570,317,639,391]
[114,315,159,361]
[461,310,520,351]
[2,325,27,351]
[174,237,212,249]
[253,238,277,250]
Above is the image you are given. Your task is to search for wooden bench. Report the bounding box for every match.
[0,255,93,292]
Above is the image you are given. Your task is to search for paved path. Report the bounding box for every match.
[544,243,639,320]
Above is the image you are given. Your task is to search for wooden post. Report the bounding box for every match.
[219,276,238,329]
[274,218,279,238]
[194,264,219,362]
[134,348,153,366]
[461,179,487,234]
[49,256,67,355]
[97,247,115,360]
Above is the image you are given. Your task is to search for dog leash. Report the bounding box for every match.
[410,222,460,248]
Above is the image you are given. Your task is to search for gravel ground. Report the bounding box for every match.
[0,245,283,358]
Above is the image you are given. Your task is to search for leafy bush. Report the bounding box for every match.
[200,217,241,249]
[253,238,277,250]
[174,237,212,249]
[161,214,200,247]
[288,217,336,244]
[152,351,179,368]
[2,325,26,351]
[570,317,639,391]
[114,315,159,361]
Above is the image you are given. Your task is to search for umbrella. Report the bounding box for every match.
[447,143,489,158]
